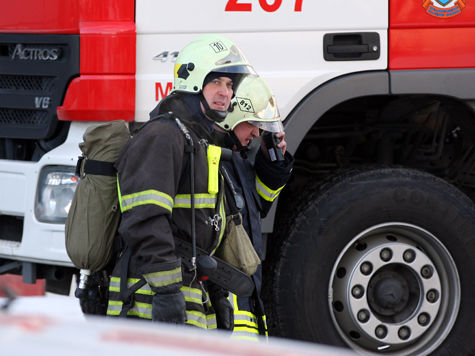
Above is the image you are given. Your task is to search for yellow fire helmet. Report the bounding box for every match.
[217,76,284,133]
[172,34,256,96]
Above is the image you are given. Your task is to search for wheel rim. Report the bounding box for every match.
[329,223,460,355]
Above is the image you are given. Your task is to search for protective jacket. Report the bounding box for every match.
[106,94,226,329]
[221,147,293,340]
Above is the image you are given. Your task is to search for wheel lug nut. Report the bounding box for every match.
[357,309,370,323]
[375,325,388,339]
[403,249,416,263]
[398,326,411,340]
[333,301,344,312]
[380,248,392,262]
[421,265,434,279]
[360,262,373,275]
[426,289,439,303]
[418,312,431,326]
[351,285,364,299]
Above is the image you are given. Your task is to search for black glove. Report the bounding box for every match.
[209,285,234,330]
[75,270,109,316]
[151,291,186,324]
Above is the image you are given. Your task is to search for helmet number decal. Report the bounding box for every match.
[237,97,255,113]
[209,41,228,53]
[225,0,303,12]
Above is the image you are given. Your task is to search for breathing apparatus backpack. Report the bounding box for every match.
[65,120,131,285]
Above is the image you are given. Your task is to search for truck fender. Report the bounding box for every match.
[261,71,389,233]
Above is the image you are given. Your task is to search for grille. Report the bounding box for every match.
[0,33,79,140]
[0,108,48,127]
[0,75,54,92]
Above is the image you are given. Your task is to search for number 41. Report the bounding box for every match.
[225,0,303,12]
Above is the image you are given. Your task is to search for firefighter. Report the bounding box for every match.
[105,34,256,329]
[215,76,294,340]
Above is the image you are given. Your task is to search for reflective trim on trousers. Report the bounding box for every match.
[107,300,216,329]
[107,300,152,319]
[186,310,217,329]
[229,293,267,339]
[182,286,203,304]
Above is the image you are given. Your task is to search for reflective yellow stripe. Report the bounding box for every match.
[109,278,208,299]
[229,293,267,338]
[107,282,216,327]
[181,286,203,304]
[206,314,217,329]
[233,326,260,334]
[144,267,182,288]
[207,145,221,194]
[120,189,174,213]
[230,293,259,321]
[174,193,217,208]
[262,315,268,336]
[235,315,259,328]
[255,175,284,202]
[116,175,123,212]
[109,277,155,295]
[106,300,153,319]
[186,310,208,329]
[231,323,260,341]
[107,300,122,316]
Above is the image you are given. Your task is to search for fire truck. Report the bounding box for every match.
[1,0,475,355]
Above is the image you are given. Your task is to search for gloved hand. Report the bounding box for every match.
[75,270,109,316]
[151,291,186,324]
[209,285,234,330]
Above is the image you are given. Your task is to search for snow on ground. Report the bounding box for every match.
[0,293,85,320]
[0,293,358,356]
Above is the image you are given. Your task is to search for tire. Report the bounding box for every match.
[266,168,475,356]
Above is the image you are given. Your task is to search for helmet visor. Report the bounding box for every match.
[215,64,257,76]
[248,119,284,133]
[247,95,283,132]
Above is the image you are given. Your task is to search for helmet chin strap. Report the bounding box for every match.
[200,94,227,123]
[229,130,250,159]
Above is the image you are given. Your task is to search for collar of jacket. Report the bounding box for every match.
[153,93,236,150]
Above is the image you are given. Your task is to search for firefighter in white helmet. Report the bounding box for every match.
[106,34,257,330]
[215,75,294,340]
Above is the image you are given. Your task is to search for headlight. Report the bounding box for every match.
[35,166,78,224]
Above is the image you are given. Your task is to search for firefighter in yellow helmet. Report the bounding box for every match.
[215,76,294,340]
[106,34,257,330]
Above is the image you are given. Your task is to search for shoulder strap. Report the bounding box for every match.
[118,246,146,317]
[220,165,243,215]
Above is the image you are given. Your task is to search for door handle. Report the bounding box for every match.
[327,44,369,54]
[324,32,380,61]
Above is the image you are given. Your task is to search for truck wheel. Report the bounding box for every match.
[266,168,475,355]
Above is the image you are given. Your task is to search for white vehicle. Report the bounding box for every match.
[1,1,475,355]
[0,296,356,356]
